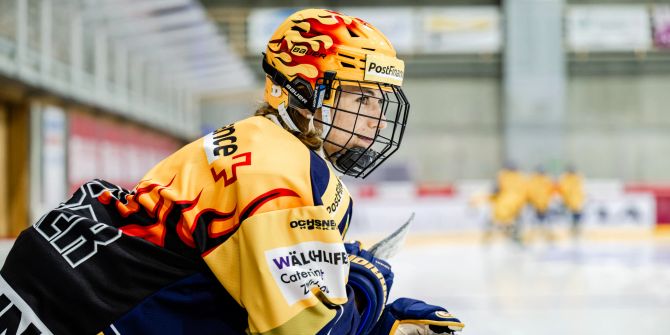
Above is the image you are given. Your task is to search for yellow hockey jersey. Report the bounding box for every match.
[491,169,527,224]
[0,116,359,335]
[527,173,555,213]
[557,172,585,212]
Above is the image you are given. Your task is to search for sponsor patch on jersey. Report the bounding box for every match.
[324,178,345,215]
[364,54,404,86]
[289,219,336,231]
[265,241,348,305]
[203,123,238,164]
[320,174,351,231]
[0,275,54,334]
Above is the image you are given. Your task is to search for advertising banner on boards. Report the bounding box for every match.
[566,5,652,52]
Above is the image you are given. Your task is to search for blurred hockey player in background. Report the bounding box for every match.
[483,182,521,244]
[558,164,586,236]
[497,161,527,199]
[0,8,463,335]
[483,162,528,244]
[526,165,556,241]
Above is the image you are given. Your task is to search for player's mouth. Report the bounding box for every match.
[357,135,374,145]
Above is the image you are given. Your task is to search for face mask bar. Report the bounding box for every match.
[263,55,409,178]
[314,78,410,178]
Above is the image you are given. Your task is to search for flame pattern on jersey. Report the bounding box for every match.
[0,116,359,334]
[96,179,302,257]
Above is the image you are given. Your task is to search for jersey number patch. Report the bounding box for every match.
[34,181,122,268]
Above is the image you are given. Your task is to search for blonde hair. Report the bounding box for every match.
[254,103,323,151]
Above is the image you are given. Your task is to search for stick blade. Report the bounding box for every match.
[368,212,415,259]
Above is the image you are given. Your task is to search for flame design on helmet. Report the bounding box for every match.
[264,8,399,110]
[268,27,334,54]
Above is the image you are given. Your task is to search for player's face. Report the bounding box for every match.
[319,85,387,157]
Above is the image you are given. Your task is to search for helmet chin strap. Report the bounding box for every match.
[319,106,332,139]
[265,113,282,127]
[307,114,316,133]
[277,102,301,133]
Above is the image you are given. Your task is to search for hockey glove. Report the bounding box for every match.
[371,298,464,335]
[345,241,394,335]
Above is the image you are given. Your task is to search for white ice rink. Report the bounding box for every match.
[385,232,670,335]
[1,229,669,335]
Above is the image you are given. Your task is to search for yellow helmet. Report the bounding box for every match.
[262,8,409,178]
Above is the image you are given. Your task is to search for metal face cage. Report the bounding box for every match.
[315,78,410,178]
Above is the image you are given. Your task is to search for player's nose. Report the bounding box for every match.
[366,102,386,130]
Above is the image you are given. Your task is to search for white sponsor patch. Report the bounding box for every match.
[364,54,405,86]
[203,132,218,164]
[265,241,348,305]
[203,124,238,164]
[0,275,53,334]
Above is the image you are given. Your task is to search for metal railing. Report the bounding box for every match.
[0,0,256,139]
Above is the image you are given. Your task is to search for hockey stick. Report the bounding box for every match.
[368,212,414,259]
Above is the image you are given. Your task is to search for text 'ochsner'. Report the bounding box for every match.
[290,219,336,230]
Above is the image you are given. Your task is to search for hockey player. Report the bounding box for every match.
[527,165,556,240]
[483,182,522,244]
[0,9,463,335]
[557,165,586,236]
[486,162,527,244]
[496,161,528,206]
